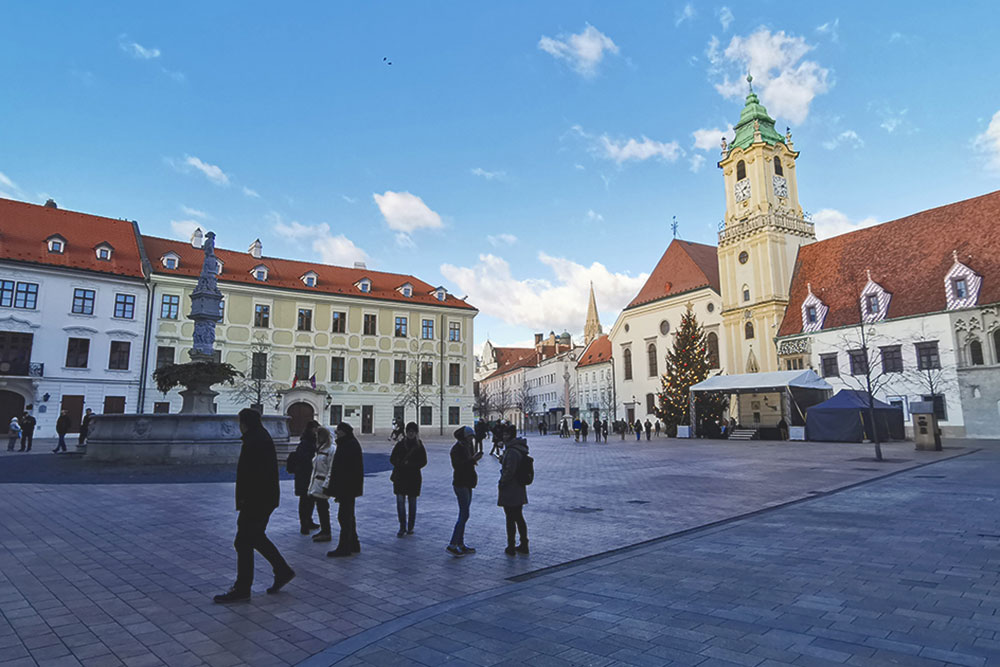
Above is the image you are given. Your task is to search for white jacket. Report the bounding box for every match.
[8,418,20,435]
[309,444,335,498]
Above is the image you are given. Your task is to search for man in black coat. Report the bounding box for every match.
[325,421,364,558]
[293,420,320,534]
[214,408,294,603]
[54,410,70,452]
[19,412,36,452]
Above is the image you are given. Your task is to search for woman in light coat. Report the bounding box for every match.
[308,427,335,542]
[7,416,21,451]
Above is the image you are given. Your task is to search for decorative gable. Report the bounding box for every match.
[356,277,372,293]
[251,264,269,282]
[800,283,828,332]
[860,270,891,323]
[945,250,982,310]
[397,282,413,297]
[160,251,180,270]
[46,234,67,254]
[301,270,318,287]
[94,241,114,261]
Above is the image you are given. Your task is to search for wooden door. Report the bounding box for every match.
[61,395,85,432]
[287,402,315,437]
[0,390,25,434]
[103,396,126,414]
[361,405,373,434]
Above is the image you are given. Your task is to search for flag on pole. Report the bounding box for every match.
[309,374,317,389]
[291,376,298,389]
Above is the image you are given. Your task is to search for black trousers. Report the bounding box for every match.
[20,430,33,451]
[503,505,527,546]
[234,510,290,591]
[298,495,316,529]
[315,498,331,533]
[336,496,359,551]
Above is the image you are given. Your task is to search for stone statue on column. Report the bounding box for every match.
[189,231,223,362]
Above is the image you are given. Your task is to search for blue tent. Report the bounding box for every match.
[805,390,906,442]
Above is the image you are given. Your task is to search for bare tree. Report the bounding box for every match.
[489,382,513,421]
[512,379,536,426]
[393,354,434,424]
[473,382,493,420]
[231,335,280,413]
[836,316,897,462]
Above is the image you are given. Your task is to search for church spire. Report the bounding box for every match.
[583,282,603,345]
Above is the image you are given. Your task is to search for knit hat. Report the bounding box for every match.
[453,425,474,441]
[336,421,354,435]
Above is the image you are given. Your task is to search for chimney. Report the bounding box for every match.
[43,199,58,209]
[534,333,543,345]
[248,238,262,259]
[353,261,367,269]
[191,228,203,248]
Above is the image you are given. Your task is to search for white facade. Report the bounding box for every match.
[522,347,583,430]
[577,360,614,422]
[0,263,148,435]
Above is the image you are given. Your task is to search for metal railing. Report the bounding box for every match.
[718,213,815,245]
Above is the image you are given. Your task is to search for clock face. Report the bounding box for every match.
[773,174,788,198]
[738,251,749,264]
[734,178,751,202]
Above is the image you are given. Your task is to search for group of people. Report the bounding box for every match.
[5,408,95,453]
[215,409,533,603]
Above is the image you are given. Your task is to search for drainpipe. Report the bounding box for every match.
[137,279,155,413]
[439,313,445,436]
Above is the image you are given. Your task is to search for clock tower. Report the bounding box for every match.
[717,75,815,374]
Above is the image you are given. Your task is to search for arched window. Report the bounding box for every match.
[647,343,658,377]
[736,160,746,181]
[994,330,1000,364]
[742,285,751,302]
[623,348,632,380]
[745,321,755,339]
[773,156,783,176]
[706,332,720,369]
[970,340,985,366]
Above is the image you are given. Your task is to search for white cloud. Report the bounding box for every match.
[675,3,696,27]
[811,208,879,240]
[816,18,840,43]
[0,171,22,198]
[341,195,358,204]
[440,253,648,332]
[872,104,915,135]
[599,134,682,164]
[692,126,734,151]
[119,36,160,60]
[471,167,507,181]
[242,186,260,198]
[170,219,202,241]
[586,209,604,222]
[180,205,208,219]
[822,129,864,150]
[708,28,830,125]
[372,190,443,233]
[487,233,518,247]
[574,163,586,171]
[689,154,706,172]
[538,24,619,77]
[269,213,370,266]
[173,155,230,186]
[974,110,1000,173]
[718,7,734,31]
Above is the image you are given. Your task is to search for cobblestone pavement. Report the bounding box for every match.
[0,435,977,666]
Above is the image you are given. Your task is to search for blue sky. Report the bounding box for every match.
[2,2,999,352]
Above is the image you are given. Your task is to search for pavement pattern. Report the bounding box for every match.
[0,434,987,666]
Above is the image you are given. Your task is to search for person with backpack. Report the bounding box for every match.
[497,424,531,556]
[447,426,482,557]
[389,422,427,537]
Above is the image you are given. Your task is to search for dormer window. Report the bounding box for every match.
[805,305,817,323]
[96,246,112,261]
[945,251,981,310]
[865,294,880,316]
[161,252,180,270]
[357,278,372,293]
[860,270,891,323]
[953,277,967,299]
[215,259,224,275]
[252,265,268,282]
[398,283,413,298]
[435,288,446,302]
[800,284,828,332]
[301,272,318,287]
[46,235,66,254]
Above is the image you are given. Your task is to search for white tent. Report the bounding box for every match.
[689,370,831,394]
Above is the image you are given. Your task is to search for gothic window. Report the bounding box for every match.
[647,343,657,377]
[994,330,1000,364]
[969,340,985,366]
[623,348,632,380]
[706,332,720,369]
[773,156,783,176]
[736,160,746,181]
[744,321,754,339]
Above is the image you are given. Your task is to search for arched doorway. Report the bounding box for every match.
[0,390,26,434]
[286,402,315,437]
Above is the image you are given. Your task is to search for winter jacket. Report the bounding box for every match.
[293,431,317,496]
[389,437,427,497]
[474,421,487,440]
[580,421,589,436]
[309,441,334,499]
[326,431,364,501]
[450,439,479,489]
[235,425,280,514]
[21,415,36,432]
[497,438,529,507]
[56,415,71,435]
[8,418,21,436]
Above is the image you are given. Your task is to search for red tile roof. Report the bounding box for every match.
[483,346,537,380]
[777,189,1000,337]
[626,240,720,309]
[142,236,477,311]
[0,197,146,278]
[577,335,611,367]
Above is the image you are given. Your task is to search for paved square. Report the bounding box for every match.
[0,435,986,666]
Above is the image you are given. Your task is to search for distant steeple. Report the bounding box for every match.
[583,282,603,345]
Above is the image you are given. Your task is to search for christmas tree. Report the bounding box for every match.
[655,306,726,427]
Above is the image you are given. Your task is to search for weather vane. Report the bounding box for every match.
[671,215,679,238]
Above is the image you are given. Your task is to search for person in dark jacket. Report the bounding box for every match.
[447,426,482,556]
[214,408,294,603]
[325,421,364,558]
[497,425,529,556]
[79,408,94,447]
[634,419,642,441]
[389,422,427,536]
[293,420,320,534]
[473,419,487,455]
[580,419,589,442]
[644,419,652,441]
[54,410,70,452]
[19,412,36,452]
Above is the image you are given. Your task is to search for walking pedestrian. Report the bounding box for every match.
[54,410,70,452]
[326,421,364,558]
[79,408,94,448]
[602,419,609,443]
[390,422,427,537]
[654,420,661,438]
[447,425,482,557]
[214,408,294,603]
[634,419,642,441]
[644,419,652,441]
[19,412,35,451]
[498,424,530,556]
[580,419,589,442]
[7,416,21,451]
[474,419,487,455]
[489,421,504,459]
[293,420,320,534]
[308,427,334,542]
